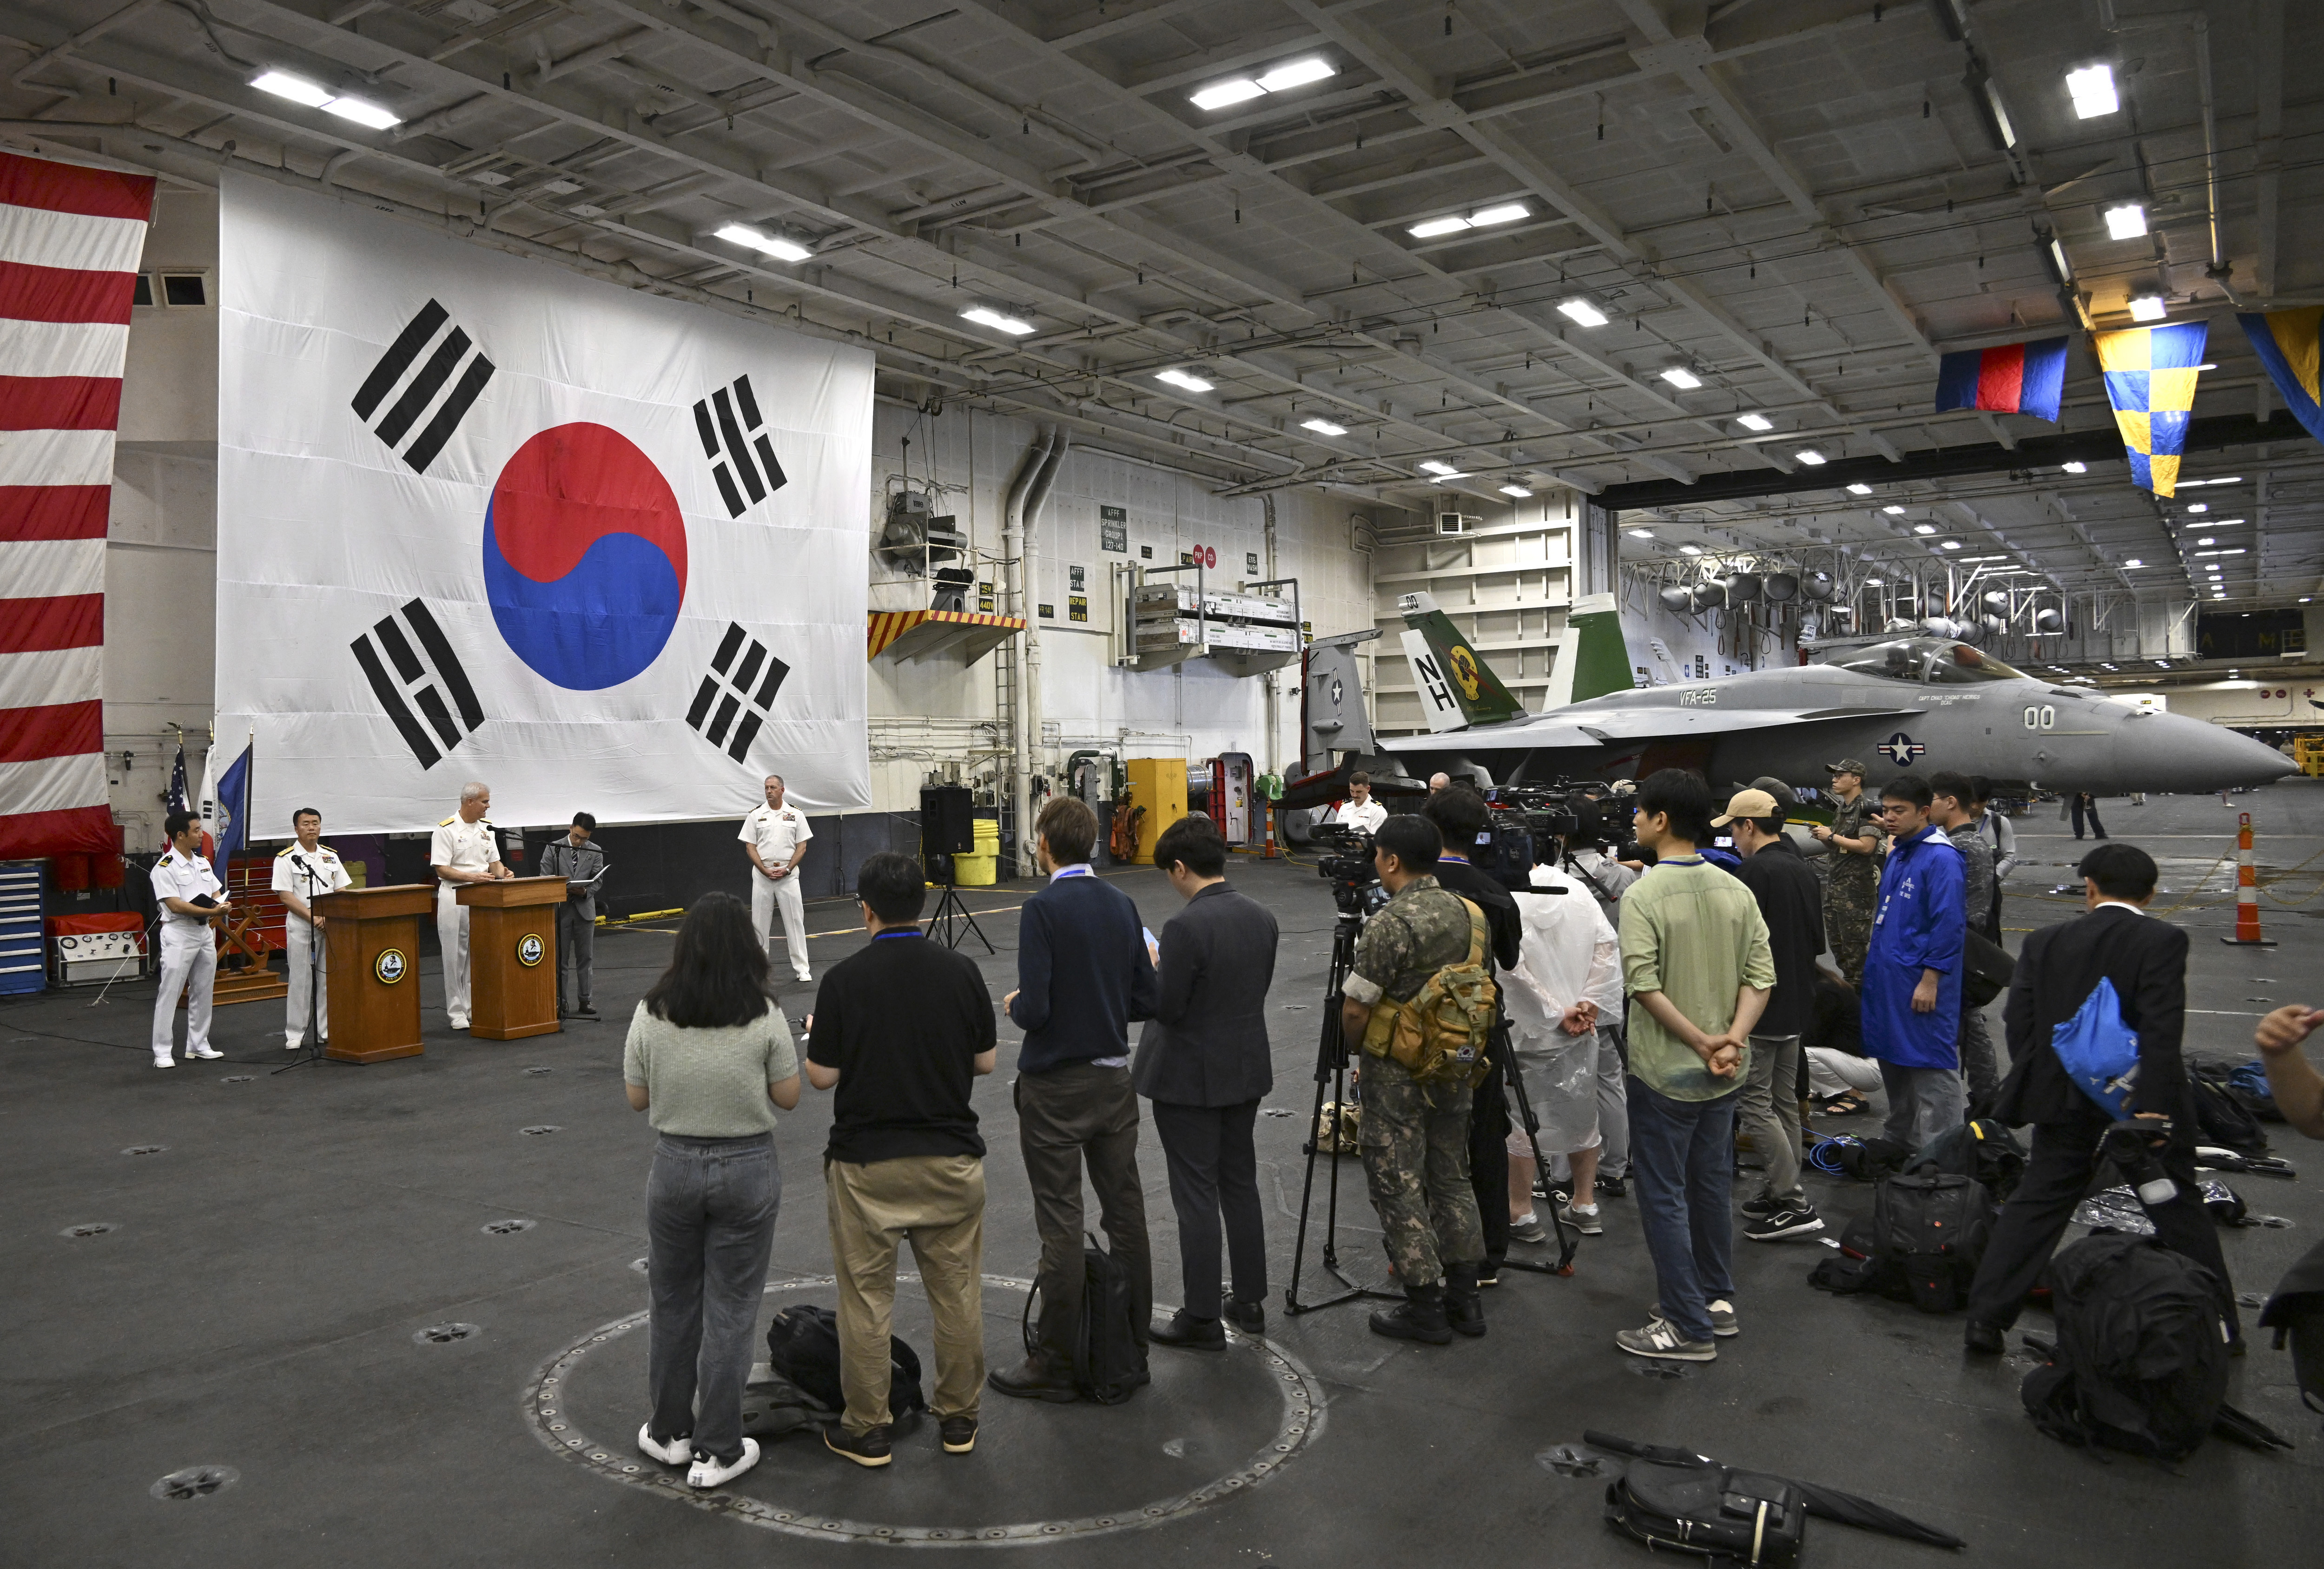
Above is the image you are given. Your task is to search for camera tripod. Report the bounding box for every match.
[1285,910,1577,1318]
[927,870,991,953]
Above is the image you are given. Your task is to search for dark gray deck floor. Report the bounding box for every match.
[7,785,2322,1566]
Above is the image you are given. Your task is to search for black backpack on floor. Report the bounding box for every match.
[765,1303,927,1423]
[2189,1065,2270,1154]
[2019,1233,2231,1459]
[1025,1233,1150,1405]
[1604,1459,1805,1567]
[1874,1167,1997,1314]
[1913,1118,2028,1203]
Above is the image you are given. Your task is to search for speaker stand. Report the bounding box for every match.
[928,876,991,954]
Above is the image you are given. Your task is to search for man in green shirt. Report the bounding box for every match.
[1616,770,1774,1362]
[1339,814,1489,1345]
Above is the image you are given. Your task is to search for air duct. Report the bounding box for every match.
[1021,427,1068,871]
[1001,427,1063,877]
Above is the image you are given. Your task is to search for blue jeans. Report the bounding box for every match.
[647,1133,780,1463]
[1626,1075,1738,1345]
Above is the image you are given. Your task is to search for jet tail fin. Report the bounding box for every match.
[1300,629,1381,774]
[1541,592,1635,708]
[1397,592,1525,731]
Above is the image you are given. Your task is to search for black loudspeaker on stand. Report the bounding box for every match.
[918,786,990,954]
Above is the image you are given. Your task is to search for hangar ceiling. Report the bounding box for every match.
[5,0,2320,610]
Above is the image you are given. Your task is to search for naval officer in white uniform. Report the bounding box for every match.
[738,773,813,982]
[273,806,352,1050]
[430,781,512,1030]
[151,808,229,1068]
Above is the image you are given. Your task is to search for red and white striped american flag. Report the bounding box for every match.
[0,150,153,859]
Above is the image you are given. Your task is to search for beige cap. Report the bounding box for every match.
[1712,787,1782,828]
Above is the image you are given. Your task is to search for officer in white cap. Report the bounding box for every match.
[151,808,229,1068]
[273,805,351,1050]
[430,781,512,1030]
[738,773,813,983]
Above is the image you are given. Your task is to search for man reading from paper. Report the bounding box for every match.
[273,807,351,1051]
[431,781,512,1031]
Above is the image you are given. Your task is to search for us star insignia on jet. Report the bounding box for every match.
[1878,733,1927,766]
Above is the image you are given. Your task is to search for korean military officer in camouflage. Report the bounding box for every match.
[1338,814,1489,1345]
[1810,759,1887,985]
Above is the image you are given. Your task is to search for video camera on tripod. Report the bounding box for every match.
[1310,824,1386,918]
[1483,782,1618,848]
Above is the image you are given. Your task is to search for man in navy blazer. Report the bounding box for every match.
[1133,814,1279,1350]
[1963,842,2238,1352]
[990,796,1160,1402]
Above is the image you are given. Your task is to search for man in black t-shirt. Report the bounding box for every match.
[805,853,998,1467]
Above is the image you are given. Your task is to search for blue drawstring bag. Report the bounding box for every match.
[2051,977,2140,1117]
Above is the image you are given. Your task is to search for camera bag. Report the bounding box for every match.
[1874,1167,1995,1314]
[1604,1459,1805,1567]
[766,1303,927,1423]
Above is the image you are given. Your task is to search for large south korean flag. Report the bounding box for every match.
[216,172,872,834]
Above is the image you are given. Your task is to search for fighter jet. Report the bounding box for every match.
[1287,591,2296,802]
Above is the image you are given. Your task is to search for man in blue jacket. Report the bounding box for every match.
[991,796,1161,1402]
[1862,776,1968,1150]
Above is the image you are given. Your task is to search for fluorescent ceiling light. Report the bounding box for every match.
[1883,504,1905,515]
[2123,558,2144,568]
[1679,544,1703,556]
[2178,476,2243,487]
[1500,484,1533,498]
[1941,541,1963,550]
[715,224,812,262]
[2185,503,2208,513]
[1300,417,1348,436]
[252,70,334,107]
[1255,57,1336,92]
[1627,528,1654,539]
[1469,202,1529,227]
[1408,215,1472,239]
[2196,547,2247,557]
[1557,298,1608,327]
[1735,412,1772,432]
[1660,367,1702,389]
[2103,203,2147,240]
[1155,369,1214,392]
[2067,64,2119,119]
[960,306,1034,335]
[2048,239,2075,283]
[323,95,402,129]
[2061,461,2087,474]
[2210,517,2246,526]
[2196,536,2216,546]
[2128,295,2167,322]
[1866,578,1884,587]
[1961,554,2009,562]
[2155,660,2172,668]
[1419,460,1460,475]
[1794,449,1827,465]
[1189,78,1265,110]
[1847,483,1873,495]
[1913,524,1936,535]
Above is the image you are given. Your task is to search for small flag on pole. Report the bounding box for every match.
[1933,336,2069,422]
[2094,321,2208,497]
[2236,307,2324,445]
[350,599,484,769]
[686,622,790,763]
[165,741,189,817]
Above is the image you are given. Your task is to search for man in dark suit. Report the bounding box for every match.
[991,796,1161,1401]
[1134,814,1280,1350]
[1419,787,1526,1279]
[1963,842,2238,1352]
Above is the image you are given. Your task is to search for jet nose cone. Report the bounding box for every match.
[2141,713,2301,790]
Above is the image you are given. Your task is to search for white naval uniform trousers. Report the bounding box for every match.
[152,923,218,1060]
[751,869,809,980]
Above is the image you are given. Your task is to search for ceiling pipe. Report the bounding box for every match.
[1020,426,1070,873]
[1000,427,1061,877]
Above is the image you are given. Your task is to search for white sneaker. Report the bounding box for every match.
[449,1017,469,1031]
[1616,1317,1717,1362]
[637,1423,693,1466]
[152,1055,176,1069]
[793,972,813,985]
[187,1045,224,1060]
[687,1437,760,1489]
[285,1038,303,1051]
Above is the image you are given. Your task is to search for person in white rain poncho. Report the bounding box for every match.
[1500,863,1626,1238]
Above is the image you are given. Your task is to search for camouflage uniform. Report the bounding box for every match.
[1944,822,2000,1105]
[1823,791,1887,986]
[1342,875,1487,1288]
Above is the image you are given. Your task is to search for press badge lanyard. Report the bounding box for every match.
[873,930,924,940]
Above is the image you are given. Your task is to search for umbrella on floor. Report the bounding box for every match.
[1582,1431,1966,1551]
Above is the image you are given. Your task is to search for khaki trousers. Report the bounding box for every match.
[825,1154,987,1434]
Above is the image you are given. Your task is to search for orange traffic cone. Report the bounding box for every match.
[2222,811,2276,946]
[1262,801,1279,859]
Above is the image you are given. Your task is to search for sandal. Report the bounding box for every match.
[1819,1093,1869,1118]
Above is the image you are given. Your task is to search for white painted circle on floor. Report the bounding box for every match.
[522,1274,1325,1545]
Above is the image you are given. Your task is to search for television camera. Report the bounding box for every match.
[1310,824,1386,918]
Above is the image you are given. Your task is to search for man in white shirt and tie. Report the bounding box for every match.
[1326,771,1388,836]
[273,807,352,1051]
[151,809,230,1068]
[739,773,815,983]
[430,782,512,1030]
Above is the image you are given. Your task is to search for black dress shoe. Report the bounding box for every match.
[1149,1310,1226,1351]
[574,1002,599,1019]
[1224,1297,1266,1335]
[987,1356,1080,1403]
[1963,1321,2005,1355]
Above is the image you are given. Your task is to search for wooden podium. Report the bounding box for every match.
[313,884,431,1063]
[459,877,566,1041]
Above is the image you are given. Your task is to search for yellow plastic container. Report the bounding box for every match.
[949,817,1000,885]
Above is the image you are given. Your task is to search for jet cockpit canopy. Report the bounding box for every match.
[1835,638,2028,686]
